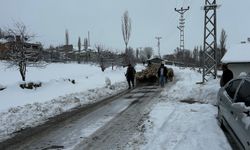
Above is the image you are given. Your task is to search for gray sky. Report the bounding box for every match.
[1,0,250,55]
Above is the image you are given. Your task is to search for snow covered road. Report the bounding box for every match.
[141,101,231,150]
[2,85,162,150]
[73,86,162,150]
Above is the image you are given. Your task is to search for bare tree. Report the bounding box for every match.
[218,29,227,62]
[126,47,136,65]
[139,49,147,63]
[65,29,69,45]
[199,46,203,67]
[136,48,139,60]
[78,36,81,63]
[84,38,88,50]
[144,47,153,59]
[83,38,89,62]
[95,44,106,71]
[5,22,43,81]
[121,10,132,63]
[183,49,192,64]
[0,28,4,38]
[193,46,199,66]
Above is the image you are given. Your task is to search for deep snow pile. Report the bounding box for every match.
[0,82,127,142]
[161,67,220,105]
[0,62,130,110]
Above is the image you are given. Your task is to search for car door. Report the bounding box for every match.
[232,80,250,149]
[219,79,242,127]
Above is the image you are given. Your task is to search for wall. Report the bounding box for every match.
[228,63,250,77]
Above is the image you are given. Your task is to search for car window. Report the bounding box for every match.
[235,80,250,106]
[225,79,242,100]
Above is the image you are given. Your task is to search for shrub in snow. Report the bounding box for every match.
[0,84,6,91]
[64,79,76,84]
[105,77,111,87]
[109,85,115,90]
[19,82,42,89]
[68,79,75,84]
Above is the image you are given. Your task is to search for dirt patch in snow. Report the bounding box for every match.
[180,98,204,104]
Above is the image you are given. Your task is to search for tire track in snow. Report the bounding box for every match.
[145,103,193,150]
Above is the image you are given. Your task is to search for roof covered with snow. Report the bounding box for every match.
[222,43,250,63]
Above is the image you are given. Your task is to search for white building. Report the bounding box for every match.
[221,42,250,77]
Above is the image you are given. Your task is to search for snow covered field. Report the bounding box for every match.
[0,62,134,142]
[0,62,232,149]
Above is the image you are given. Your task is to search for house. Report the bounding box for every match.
[221,42,250,77]
[147,57,164,64]
[0,38,43,60]
[0,39,9,59]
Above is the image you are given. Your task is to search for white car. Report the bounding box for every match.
[217,75,250,150]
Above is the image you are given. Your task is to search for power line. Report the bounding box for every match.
[174,6,190,51]
[202,0,218,83]
[155,37,162,58]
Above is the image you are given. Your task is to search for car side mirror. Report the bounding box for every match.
[232,103,248,113]
[232,103,250,116]
[232,102,250,113]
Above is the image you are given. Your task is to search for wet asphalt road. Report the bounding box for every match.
[1,85,163,150]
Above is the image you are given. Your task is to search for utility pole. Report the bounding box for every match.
[175,6,190,52]
[202,0,218,83]
[155,37,162,58]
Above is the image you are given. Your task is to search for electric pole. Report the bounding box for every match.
[202,0,218,83]
[155,37,162,58]
[175,6,190,52]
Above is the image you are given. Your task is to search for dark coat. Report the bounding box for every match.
[220,69,233,87]
[157,66,168,77]
[126,66,136,79]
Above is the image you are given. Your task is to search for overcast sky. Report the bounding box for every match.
[0,0,250,55]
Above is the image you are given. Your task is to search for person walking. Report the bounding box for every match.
[125,64,136,89]
[157,64,168,87]
[220,63,233,87]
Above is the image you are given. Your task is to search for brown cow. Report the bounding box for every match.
[167,68,174,82]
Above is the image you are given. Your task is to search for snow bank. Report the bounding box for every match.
[0,62,127,111]
[0,80,127,142]
[0,62,131,142]
[162,66,220,105]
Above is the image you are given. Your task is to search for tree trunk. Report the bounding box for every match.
[19,61,26,81]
